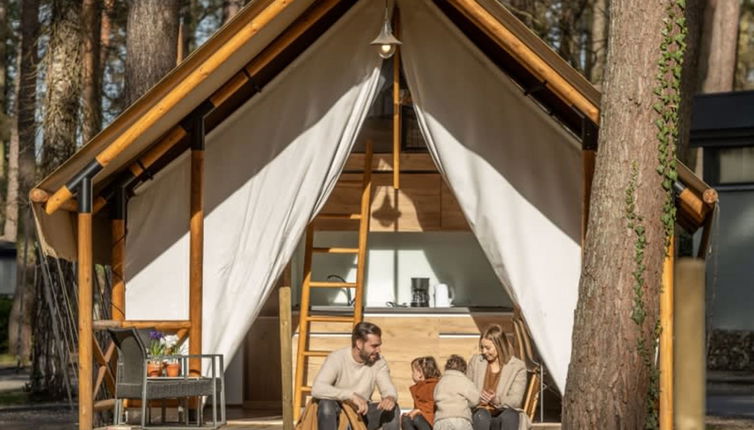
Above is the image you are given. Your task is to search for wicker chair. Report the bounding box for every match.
[108,328,225,429]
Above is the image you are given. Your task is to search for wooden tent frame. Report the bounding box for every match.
[29,1,718,429]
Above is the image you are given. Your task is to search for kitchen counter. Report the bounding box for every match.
[293,305,513,314]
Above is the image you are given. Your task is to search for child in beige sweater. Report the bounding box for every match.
[433,355,481,430]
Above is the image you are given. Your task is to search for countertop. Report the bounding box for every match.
[292,305,513,314]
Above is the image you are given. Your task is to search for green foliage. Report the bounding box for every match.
[655,0,686,254]
[638,0,689,427]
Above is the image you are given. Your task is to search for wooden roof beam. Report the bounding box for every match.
[446,0,600,124]
[99,0,346,203]
[44,0,302,216]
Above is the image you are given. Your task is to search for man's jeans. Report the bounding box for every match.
[317,399,400,430]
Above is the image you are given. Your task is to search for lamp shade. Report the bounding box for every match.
[370,10,401,59]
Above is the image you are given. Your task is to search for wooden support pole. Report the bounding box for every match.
[279,271,293,430]
[581,149,596,244]
[78,177,94,430]
[111,187,126,321]
[189,116,205,377]
[674,258,706,429]
[660,236,675,430]
[392,8,401,190]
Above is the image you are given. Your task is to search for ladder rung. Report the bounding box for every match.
[300,386,312,392]
[312,247,359,254]
[317,213,362,220]
[302,350,331,357]
[309,281,358,288]
[307,315,355,323]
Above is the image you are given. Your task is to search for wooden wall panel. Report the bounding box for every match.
[317,171,469,232]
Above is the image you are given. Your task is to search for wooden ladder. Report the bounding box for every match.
[293,140,374,421]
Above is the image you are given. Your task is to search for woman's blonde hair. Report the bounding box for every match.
[480,324,514,365]
[411,356,441,379]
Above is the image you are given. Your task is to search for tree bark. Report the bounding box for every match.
[17,0,39,212]
[82,0,102,143]
[676,0,705,170]
[3,119,18,241]
[125,0,180,106]
[7,0,40,364]
[0,0,8,224]
[589,0,608,86]
[41,0,83,176]
[100,0,115,71]
[562,0,673,428]
[222,0,243,24]
[698,0,741,93]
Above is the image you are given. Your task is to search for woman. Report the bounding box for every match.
[467,324,528,430]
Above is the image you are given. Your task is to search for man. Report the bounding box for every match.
[312,321,400,430]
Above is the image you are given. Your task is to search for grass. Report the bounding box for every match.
[0,388,29,406]
[0,354,16,366]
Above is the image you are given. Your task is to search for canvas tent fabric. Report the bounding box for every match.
[125,0,383,370]
[399,0,581,389]
[125,0,578,391]
[398,0,581,391]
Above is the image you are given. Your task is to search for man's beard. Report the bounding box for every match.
[359,348,379,366]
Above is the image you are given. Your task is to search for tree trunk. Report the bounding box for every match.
[179,0,199,66]
[3,119,18,241]
[676,0,705,170]
[222,0,243,24]
[82,0,102,143]
[125,0,180,106]
[7,0,40,364]
[562,0,676,428]
[0,0,8,227]
[699,0,741,93]
[100,0,115,71]
[589,0,609,86]
[41,0,83,176]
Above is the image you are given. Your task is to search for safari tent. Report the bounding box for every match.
[30,0,718,427]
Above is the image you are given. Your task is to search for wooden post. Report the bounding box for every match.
[78,176,94,430]
[392,8,401,190]
[660,236,675,430]
[189,115,205,376]
[674,258,705,429]
[111,187,126,321]
[279,267,293,430]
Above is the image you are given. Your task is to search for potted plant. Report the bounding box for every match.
[147,330,165,377]
[163,334,187,377]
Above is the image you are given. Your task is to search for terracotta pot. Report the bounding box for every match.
[166,362,181,377]
[147,361,163,377]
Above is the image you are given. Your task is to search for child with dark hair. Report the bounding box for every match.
[402,356,442,430]
[433,355,480,430]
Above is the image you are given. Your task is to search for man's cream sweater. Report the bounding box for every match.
[311,347,398,402]
[433,370,480,422]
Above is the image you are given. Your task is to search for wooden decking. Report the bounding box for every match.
[219,419,562,429]
[99,412,562,429]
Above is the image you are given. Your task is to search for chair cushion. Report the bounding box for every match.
[116,377,223,400]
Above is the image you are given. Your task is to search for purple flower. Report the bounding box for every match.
[149,330,163,340]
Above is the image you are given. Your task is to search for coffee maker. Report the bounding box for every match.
[410,277,430,307]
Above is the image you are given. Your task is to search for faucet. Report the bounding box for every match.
[326,274,354,305]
